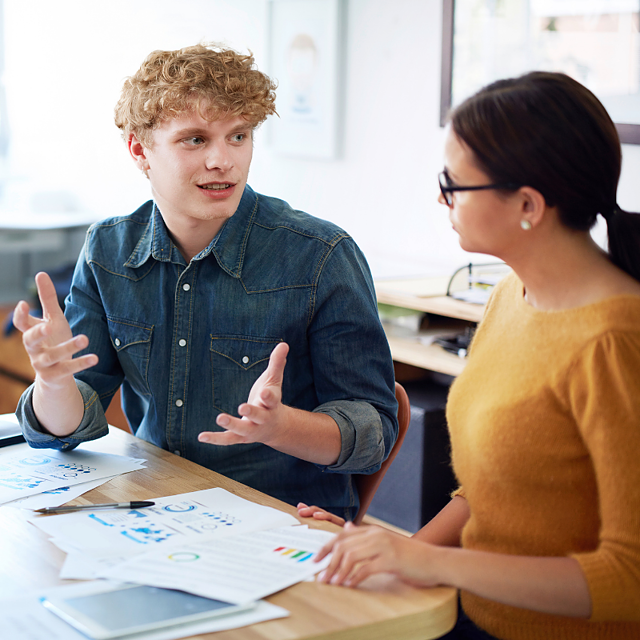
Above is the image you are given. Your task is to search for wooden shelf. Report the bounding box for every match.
[375,278,487,375]
[376,284,485,323]
[382,322,468,377]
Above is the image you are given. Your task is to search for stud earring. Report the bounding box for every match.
[520,220,532,231]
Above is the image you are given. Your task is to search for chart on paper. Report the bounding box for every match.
[99,526,336,604]
[33,487,299,553]
[0,447,145,505]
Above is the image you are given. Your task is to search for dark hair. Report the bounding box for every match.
[450,71,640,281]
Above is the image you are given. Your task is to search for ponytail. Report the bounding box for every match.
[605,207,640,282]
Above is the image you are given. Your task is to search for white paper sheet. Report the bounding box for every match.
[4,475,120,510]
[0,580,288,640]
[0,447,146,504]
[99,525,336,604]
[33,487,299,555]
[59,548,132,580]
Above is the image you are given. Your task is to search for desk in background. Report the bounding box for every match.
[1,425,457,640]
[375,276,485,378]
[0,210,102,304]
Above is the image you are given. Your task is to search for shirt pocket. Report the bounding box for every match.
[210,335,282,415]
[107,317,154,396]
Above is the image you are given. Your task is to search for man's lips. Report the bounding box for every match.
[197,182,235,191]
[197,182,237,199]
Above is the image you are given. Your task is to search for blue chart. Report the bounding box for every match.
[160,501,242,533]
[0,474,47,490]
[42,486,71,495]
[163,504,196,513]
[86,510,177,545]
[55,462,95,474]
[18,455,51,466]
[120,526,177,545]
[202,512,239,526]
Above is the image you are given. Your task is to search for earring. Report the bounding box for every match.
[520,220,532,231]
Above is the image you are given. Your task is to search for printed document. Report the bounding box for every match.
[99,525,336,604]
[33,487,299,554]
[0,446,146,505]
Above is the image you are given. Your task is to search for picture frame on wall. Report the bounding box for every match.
[440,0,640,144]
[267,0,345,159]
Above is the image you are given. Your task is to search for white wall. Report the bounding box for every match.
[4,0,640,279]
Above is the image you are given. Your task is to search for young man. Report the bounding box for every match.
[13,44,397,520]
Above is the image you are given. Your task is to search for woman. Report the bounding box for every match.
[298,72,640,639]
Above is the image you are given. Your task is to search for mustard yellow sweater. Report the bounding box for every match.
[447,273,640,640]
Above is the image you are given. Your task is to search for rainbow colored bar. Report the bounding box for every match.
[273,546,314,562]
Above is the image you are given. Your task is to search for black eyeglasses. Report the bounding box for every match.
[438,171,520,207]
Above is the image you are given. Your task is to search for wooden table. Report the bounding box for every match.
[1,427,457,640]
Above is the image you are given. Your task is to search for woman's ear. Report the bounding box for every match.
[128,133,150,174]
[519,186,547,230]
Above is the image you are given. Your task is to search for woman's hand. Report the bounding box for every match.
[297,503,346,527]
[316,521,440,588]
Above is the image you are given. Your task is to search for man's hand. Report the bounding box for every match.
[198,342,341,465]
[198,342,290,447]
[13,272,96,436]
[13,272,97,388]
[297,502,346,527]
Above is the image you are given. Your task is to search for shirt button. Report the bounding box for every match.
[242,356,249,364]
[175,399,184,407]
[114,338,121,347]
[179,339,187,347]
[183,283,190,291]
[173,450,181,456]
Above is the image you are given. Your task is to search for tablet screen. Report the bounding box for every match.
[43,584,252,639]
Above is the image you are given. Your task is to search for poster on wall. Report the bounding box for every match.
[268,0,345,159]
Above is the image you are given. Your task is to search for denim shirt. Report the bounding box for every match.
[17,185,398,520]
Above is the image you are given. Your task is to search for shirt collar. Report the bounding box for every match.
[207,185,258,278]
[124,203,174,268]
[124,187,259,276]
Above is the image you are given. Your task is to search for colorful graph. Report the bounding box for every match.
[273,547,314,562]
[168,552,200,562]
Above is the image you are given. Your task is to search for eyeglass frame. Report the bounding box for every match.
[438,170,521,207]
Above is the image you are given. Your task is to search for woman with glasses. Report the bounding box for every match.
[300,71,640,640]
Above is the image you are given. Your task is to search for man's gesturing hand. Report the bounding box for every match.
[13,272,98,388]
[198,342,290,447]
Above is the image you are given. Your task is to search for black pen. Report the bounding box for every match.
[34,501,155,514]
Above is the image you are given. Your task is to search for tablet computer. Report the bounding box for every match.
[42,583,254,639]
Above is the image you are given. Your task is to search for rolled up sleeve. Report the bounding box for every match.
[314,399,385,473]
[17,379,109,450]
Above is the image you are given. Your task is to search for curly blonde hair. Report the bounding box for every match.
[114,43,277,147]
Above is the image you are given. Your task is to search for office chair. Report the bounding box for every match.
[353,381,411,525]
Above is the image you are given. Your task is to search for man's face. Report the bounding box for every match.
[129,111,254,233]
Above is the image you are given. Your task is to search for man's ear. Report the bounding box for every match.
[519,186,547,230]
[128,133,150,173]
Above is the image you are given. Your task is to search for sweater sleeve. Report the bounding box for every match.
[566,331,640,621]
